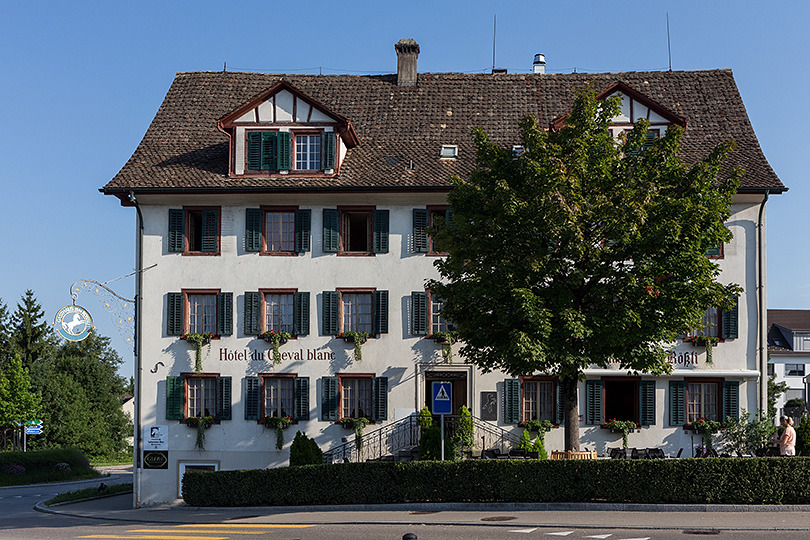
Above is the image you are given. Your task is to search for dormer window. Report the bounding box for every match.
[440,145,458,160]
[295,134,321,170]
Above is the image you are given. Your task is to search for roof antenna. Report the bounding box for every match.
[491,14,497,72]
[667,13,672,71]
[223,61,227,73]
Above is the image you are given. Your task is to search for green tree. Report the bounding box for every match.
[0,298,12,366]
[429,88,740,451]
[30,330,131,456]
[10,290,55,367]
[767,373,788,422]
[0,353,42,450]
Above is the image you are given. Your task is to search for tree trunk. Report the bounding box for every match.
[563,376,580,451]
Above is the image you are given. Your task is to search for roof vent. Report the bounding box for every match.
[533,53,546,74]
[395,38,420,86]
[492,68,507,75]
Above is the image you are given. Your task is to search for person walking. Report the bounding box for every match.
[773,416,797,456]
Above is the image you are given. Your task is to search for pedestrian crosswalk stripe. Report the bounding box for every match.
[545,533,574,537]
[509,528,538,533]
[584,535,613,539]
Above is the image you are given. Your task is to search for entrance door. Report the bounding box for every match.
[425,371,468,415]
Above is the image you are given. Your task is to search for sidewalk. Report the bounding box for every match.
[36,490,810,531]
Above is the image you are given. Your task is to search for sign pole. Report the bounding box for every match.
[440,414,445,461]
[23,429,26,453]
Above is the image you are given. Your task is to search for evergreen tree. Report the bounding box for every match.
[0,353,42,450]
[0,298,11,366]
[429,88,741,451]
[11,290,54,366]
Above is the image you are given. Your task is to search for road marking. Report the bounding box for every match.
[617,538,650,540]
[585,536,613,539]
[176,524,316,529]
[545,533,574,537]
[509,528,538,533]
[130,530,264,535]
[78,536,228,540]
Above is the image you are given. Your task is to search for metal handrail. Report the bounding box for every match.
[322,413,523,463]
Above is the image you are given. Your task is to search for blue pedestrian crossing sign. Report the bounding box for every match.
[432,382,452,415]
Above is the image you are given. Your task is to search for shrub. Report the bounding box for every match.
[183,457,810,507]
[531,436,548,459]
[289,432,323,466]
[0,448,97,486]
[518,429,532,452]
[796,415,810,455]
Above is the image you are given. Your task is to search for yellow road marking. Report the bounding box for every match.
[129,530,264,535]
[176,524,316,529]
[78,536,228,540]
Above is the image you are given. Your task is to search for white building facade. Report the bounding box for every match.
[104,41,785,505]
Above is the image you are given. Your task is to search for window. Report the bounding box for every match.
[440,145,458,159]
[411,291,454,336]
[685,299,739,341]
[786,364,805,377]
[245,208,311,254]
[168,208,220,254]
[295,134,321,170]
[768,363,775,376]
[522,379,555,423]
[320,375,388,421]
[430,295,454,335]
[584,378,656,426]
[412,207,451,254]
[166,291,233,337]
[669,380,738,426]
[244,375,309,421]
[323,208,389,254]
[322,289,388,336]
[243,291,309,337]
[165,374,231,421]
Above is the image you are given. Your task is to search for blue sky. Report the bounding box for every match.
[1,1,807,377]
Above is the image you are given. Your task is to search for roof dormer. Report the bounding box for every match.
[218,80,359,177]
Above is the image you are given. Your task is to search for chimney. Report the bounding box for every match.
[395,38,420,86]
[533,53,546,74]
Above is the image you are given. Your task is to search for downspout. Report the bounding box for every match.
[757,191,770,417]
[128,191,144,508]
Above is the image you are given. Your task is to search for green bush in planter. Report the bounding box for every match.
[289,431,323,466]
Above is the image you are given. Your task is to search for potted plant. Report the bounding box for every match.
[258,330,292,365]
[261,415,293,450]
[522,419,554,433]
[690,417,721,454]
[181,332,215,373]
[337,331,369,363]
[337,417,369,452]
[604,418,638,449]
[185,415,214,451]
[432,331,458,363]
[691,335,719,363]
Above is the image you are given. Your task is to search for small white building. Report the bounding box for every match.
[103,40,786,505]
[768,310,810,418]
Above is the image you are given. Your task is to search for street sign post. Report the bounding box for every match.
[432,382,453,460]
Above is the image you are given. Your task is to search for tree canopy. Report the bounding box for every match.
[427,88,741,450]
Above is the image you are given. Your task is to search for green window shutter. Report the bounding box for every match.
[721,296,739,340]
[412,209,429,253]
[372,377,388,421]
[411,292,428,336]
[322,291,339,335]
[643,131,657,149]
[373,290,389,335]
[167,292,183,336]
[217,292,233,336]
[639,380,656,426]
[201,209,218,253]
[295,209,311,253]
[294,377,310,421]
[217,376,232,420]
[705,244,723,257]
[166,376,184,420]
[294,292,310,336]
[373,210,389,253]
[503,378,521,424]
[168,209,185,252]
[322,209,339,253]
[723,381,740,422]
[445,209,454,225]
[321,132,335,170]
[244,377,261,420]
[555,379,565,425]
[277,132,291,170]
[261,132,277,170]
[245,208,262,252]
[321,376,339,421]
[247,132,262,171]
[244,291,261,336]
[585,380,603,425]
[669,381,687,426]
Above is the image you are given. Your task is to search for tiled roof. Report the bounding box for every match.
[768,310,810,353]
[103,69,785,196]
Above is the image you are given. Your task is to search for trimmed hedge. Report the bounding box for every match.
[183,458,810,507]
[0,448,98,486]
